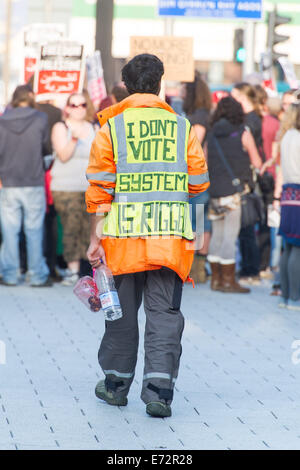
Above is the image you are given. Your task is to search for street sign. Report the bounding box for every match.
[130,36,194,82]
[158,0,262,20]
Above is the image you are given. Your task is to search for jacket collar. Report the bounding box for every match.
[97,93,176,127]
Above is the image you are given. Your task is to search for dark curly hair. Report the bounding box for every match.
[122,54,164,95]
[182,71,212,115]
[211,96,244,126]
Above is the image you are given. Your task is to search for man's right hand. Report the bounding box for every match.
[86,240,106,268]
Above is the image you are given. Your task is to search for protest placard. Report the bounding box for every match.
[34,41,85,101]
[86,51,107,110]
[277,57,299,89]
[23,23,66,83]
[130,36,194,82]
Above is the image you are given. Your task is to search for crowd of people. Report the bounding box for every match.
[0,70,299,310]
[179,75,300,309]
[1,52,300,418]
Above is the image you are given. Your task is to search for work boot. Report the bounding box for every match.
[146,401,172,418]
[95,380,128,406]
[209,262,221,291]
[189,254,207,284]
[220,264,250,294]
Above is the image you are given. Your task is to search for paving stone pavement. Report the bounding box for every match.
[0,279,300,450]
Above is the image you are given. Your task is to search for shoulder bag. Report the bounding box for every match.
[211,135,264,228]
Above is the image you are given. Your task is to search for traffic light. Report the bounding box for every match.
[233,28,245,63]
[266,7,291,64]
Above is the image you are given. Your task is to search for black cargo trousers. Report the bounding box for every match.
[98,267,184,405]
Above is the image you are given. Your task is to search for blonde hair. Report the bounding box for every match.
[277,105,299,142]
[233,82,261,116]
[266,97,282,117]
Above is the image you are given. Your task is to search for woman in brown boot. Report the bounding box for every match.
[206,97,262,293]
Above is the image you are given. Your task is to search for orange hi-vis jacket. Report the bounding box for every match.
[85,93,210,281]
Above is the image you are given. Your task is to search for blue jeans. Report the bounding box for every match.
[0,187,49,285]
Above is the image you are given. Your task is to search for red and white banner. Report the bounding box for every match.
[24,57,37,83]
[34,41,85,101]
[86,51,107,110]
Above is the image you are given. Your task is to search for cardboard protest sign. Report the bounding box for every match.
[34,41,85,101]
[86,51,107,110]
[130,36,194,82]
[23,23,65,83]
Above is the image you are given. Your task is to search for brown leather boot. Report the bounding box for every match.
[210,262,221,291]
[189,255,207,284]
[220,263,250,293]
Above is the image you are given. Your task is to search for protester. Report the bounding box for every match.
[182,71,212,283]
[231,82,263,283]
[253,92,279,275]
[206,96,262,293]
[254,84,268,118]
[258,97,282,280]
[51,92,96,286]
[0,85,51,286]
[264,103,300,296]
[281,89,299,113]
[85,53,210,417]
[110,84,129,104]
[277,104,300,310]
[182,71,212,145]
[98,84,129,111]
[35,98,63,281]
[261,97,282,179]
[231,82,264,154]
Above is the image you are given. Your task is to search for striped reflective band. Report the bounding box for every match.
[114,192,188,203]
[99,185,115,196]
[86,171,116,183]
[103,369,134,379]
[103,201,193,240]
[188,172,209,185]
[143,372,177,383]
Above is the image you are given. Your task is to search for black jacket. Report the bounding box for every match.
[207,118,252,198]
[0,107,49,187]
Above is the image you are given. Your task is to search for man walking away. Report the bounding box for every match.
[0,85,51,286]
[86,54,209,417]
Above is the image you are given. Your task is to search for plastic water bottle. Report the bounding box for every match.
[94,264,123,321]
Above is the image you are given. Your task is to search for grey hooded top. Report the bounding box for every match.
[0,106,49,187]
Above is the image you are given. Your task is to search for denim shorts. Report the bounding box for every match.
[190,190,212,233]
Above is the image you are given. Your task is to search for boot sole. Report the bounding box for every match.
[146,402,172,418]
[95,390,128,406]
[211,285,222,291]
[95,386,128,406]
